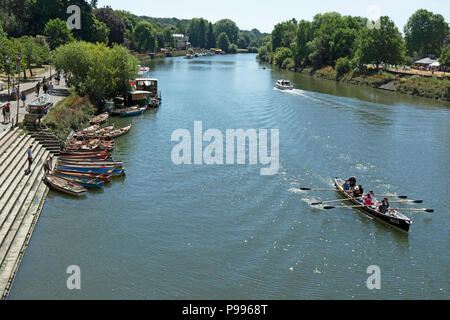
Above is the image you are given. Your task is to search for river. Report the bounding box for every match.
[8,53,449,299]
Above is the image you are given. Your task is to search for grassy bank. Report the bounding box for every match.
[43,93,96,141]
[296,66,450,100]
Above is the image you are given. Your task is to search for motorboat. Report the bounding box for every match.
[275,79,293,90]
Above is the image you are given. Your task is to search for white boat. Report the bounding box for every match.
[275,79,293,90]
[184,54,194,59]
[27,94,53,114]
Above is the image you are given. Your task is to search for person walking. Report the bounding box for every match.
[4,102,10,123]
[43,81,48,94]
[21,91,26,108]
[2,105,6,124]
[49,82,54,95]
[36,82,40,96]
[26,145,33,174]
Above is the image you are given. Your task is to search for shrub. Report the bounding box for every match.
[282,57,295,70]
[229,44,238,54]
[335,57,351,77]
[273,47,292,68]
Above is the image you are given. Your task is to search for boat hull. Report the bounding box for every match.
[56,166,124,176]
[53,174,105,188]
[334,178,411,232]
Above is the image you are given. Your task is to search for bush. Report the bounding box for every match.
[248,46,258,53]
[229,44,238,54]
[335,57,351,77]
[273,47,292,68]
[282,57,294,70]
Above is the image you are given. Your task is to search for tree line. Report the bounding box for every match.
[258,10,449,74]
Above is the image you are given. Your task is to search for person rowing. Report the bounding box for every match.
[378,199,388,213]
[368,189,376,203]
[342,176,356,194]
[364,193,372,206]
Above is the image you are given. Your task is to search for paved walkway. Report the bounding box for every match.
[0,75,69,135]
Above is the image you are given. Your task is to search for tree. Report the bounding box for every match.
[217,32,230,51]
[187,18,209,48]
[206,22,215,48]
[133,21,157,52]
[271,19,297,52]
[236,36,248,49]
[404,9,449,57]
[292,20,313,67]
[439,45,450,71]
[214,19,239,44]
[88,16,110,44]
[44,18,74,50]
[356,16,405,69]
[94,7,126,45]
[273,47,292,67]
[175,20,185,34]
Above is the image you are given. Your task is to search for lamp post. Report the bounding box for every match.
[5,57,10,101]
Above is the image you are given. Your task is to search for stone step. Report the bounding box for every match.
[0,149,49,264]
[0,129,20,158]
[0,141,44,218]
[0,177,49,299]
[0,135,32,184]
[0,132,28,171]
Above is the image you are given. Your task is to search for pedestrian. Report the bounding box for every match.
[2,105,5,124]
[43,156,52,174]
[26,145,33,174]
[43,81,48,94]
[21,91,26,108]
[4,102,10,123]
[36,82,40,96]
[49,82,54,95]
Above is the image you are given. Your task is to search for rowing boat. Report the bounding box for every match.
[57,160,123,169]
[43,174,87,196]
[53,169,112,182]
[89,112,109,125]
[56,166,124,176]
[105,124,132,139]
[60,151,112,158]
[334,178,412,232]
[53,173,105,189]
[120,106,146,117]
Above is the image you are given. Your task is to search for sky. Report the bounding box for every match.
[97,0,449,34]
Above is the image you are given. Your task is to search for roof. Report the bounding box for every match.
[414,57,438,65]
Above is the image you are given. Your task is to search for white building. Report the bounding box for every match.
[172,34,190,50]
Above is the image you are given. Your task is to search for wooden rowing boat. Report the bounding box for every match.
[60,151,112,158]
[53,169,112,182]
[56,166,125,176]
[334,178,411,232]
[89,112,109,125]
[44,174,87,196]
[53,173,105,189]
[105,124,132,139]
[120,106,146,117]
[57,160,123,169]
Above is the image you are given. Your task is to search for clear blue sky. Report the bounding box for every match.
[97,0,449,34]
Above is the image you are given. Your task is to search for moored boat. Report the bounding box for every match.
[56,166,125,176]
[43,174,87,196]
[334,178,412,232]
[27,94,53,114]
[53,173,105,189]
[89,112,109,125]
[119,106,146,117]
[54,169,112,182]
[106,124,132,139]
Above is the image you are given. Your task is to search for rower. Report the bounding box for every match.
[378,199,388,213]
[353,187,361,198]
[358,185,364,196]
[348,176,356,192]
[342,180,350,191]
[369,190,376,203]
[364,193,372,206]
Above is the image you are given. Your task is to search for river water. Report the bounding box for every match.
[9,54,449,299]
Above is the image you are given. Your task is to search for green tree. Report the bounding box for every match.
[355,16,405,69]
[88,16,110,44]
[94,7,126,45]
[206,22,215,48]
[271,19,297,52]
[217,32,230,51]
[133,21,157,52]
[404,9,449,57]
[292,20,313,67]
[273,47,292,67]
[44,18,74,50]
[229,44,238,53]
[214,19,239,44]
[335,56,351,77]
[439,45,450,70]
[236,35,248,49]
[187,18,210,48]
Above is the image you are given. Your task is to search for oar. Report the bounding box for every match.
[387,200,423,204]
[311,198,362,205]
[300,187,337,191]
[374,194,408,199]
[392,208,434,213]
[324,205,368,209]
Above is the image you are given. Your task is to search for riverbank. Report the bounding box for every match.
[287,66,450,101]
